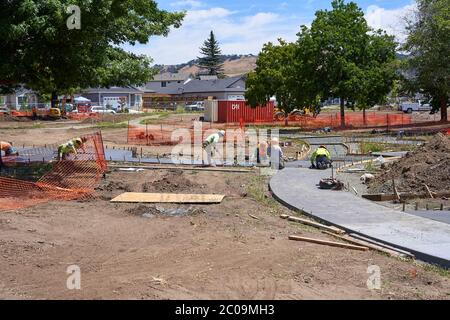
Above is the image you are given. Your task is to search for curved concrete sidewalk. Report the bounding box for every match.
[270,168,450,268]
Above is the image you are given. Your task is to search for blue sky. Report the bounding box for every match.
[126,0,417,65]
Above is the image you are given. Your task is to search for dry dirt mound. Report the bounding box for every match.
[368,133,450,194]
[142,169,200,193]
[96,181,131,192]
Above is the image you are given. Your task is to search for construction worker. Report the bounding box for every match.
[310,145,332,169]
[57,137,87,161]
[202,130,225,167]
[0,141,19,157]
[268,137,284,170]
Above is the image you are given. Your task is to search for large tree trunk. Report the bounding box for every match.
[340,97,345,129]
[440,96,448,123]
[51,92,58,109]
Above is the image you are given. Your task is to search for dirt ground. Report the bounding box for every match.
[1,114,450,299]
[1,168,450,300]
[368,133,450,195]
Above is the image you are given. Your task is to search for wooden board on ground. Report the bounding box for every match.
[362,191,450,201]
[111,192,225,204]
[288,235,369,251]
[286,216,345,234]
[321,231,412,259]
[109,164,253,173]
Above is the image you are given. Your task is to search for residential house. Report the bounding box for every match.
[81,86,144,110]
[0,87,43,109]
[151,72,191,88]
[181,76,246,101]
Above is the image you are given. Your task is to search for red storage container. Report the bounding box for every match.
[217,100,274,123]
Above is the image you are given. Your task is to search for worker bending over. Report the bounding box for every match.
[202,130,225,167]
[57,137,87,161]
[0,141,19,157]
[310,145,332,169]
[268,137,284,170]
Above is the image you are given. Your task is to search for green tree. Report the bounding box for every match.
[403,0,449,122]
[197,31,223,76]
[353,31,398,123]
[246,40,298,114]
[297,0,397,128]
[0,0,184,107]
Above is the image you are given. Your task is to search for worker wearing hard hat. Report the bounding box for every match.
[310,145,332,169]
[57,137,87,161]
[0,141,19,157]
[202,130,225,167]
[268,137,284,170]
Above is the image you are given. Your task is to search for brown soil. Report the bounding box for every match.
[368,133,450,194]
[141,169,202,193]
[1,168,450,299]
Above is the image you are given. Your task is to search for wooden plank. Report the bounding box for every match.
[392,179,401,202]
[321,231,410,258]
[424,184,434,199]
[111,192,225,204]
[288,235,369,251]
[109,164,253,173]
[362,194,396,201]
[363,191,450,201]
[287,216,345,234]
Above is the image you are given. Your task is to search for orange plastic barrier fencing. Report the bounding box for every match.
[0,132,106,211]
[127,124,244,146]
[260,112,412,129]
[67,113,99,121]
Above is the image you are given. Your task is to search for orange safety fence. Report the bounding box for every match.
[247,112,413,129]
[0,132,106,211]
[127,124,244,146]
[10,110,33,117]
[67,113,100,121]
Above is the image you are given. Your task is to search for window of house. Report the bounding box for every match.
[0,96,5,105]
[161,82,167,87]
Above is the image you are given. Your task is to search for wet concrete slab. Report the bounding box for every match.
[406,210,450,225]
[270,167,450,268]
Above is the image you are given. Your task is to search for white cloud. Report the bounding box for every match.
[365,3,417,43]
[170,0,203,8]
[128,8,302,65]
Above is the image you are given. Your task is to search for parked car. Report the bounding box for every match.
[399,101,431,113]
[0,106,10,115]
[90,106,116,114]
[185,101,204,111]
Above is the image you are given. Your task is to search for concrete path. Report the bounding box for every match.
[270,167,450,268]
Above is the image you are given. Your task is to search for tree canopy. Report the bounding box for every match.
[297,0,397,127]
[403,0,450,122]
[197,31,223,76]
[0,0,184,103]
[246,40,298,113]
[246,0,397,126]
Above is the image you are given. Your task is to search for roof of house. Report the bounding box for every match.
[140,82,184,95]
[83,86,143,94]
[139,75,246,95]
[181,76,245,94]
[151,73,191,82]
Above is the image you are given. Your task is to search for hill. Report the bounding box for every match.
[154,54,257,77]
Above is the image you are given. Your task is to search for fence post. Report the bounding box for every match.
[127,120,129,144]
[386,113,389,132]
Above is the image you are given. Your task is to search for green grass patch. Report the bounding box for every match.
[421,263,450,278]
[359,141,386,154]
[245,174,281,209]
